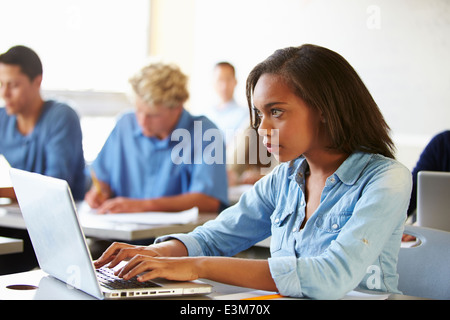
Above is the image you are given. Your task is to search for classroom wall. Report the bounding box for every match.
[148,0,196,77]
[151,0,450,170]
[2,1,449,169]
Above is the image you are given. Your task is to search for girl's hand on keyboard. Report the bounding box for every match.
[94,240,188,271]
[117,256,201,282]
[94,242,159,270]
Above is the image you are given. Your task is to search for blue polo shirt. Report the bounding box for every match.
[0,101,85,200]
[91,109,228,210]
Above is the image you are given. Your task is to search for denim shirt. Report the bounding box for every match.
[156,152,412,299]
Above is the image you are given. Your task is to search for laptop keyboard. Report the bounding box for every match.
[96,267,161,290]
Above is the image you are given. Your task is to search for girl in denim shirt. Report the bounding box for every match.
[94,44,412,299]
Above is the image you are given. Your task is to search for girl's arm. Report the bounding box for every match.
[94,240,278,292]
[195,256,277,291]
[118,255,278,292]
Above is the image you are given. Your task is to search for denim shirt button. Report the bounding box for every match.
[331,223,339,229]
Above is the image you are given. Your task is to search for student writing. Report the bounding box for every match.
[84,62,228,214]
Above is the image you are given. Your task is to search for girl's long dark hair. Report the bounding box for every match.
[246,44,395,159]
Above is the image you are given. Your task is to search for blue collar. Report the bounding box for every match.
[288,152,373,186]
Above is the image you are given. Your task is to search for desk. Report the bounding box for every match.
[0,269,428,301]
[0,236,23,255]
[0,204,217,242]
[0,269,259,300]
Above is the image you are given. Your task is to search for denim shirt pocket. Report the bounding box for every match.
[314,210,353,233]
[270,208,294,254]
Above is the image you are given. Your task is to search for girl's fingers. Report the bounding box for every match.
[94,242,135,268]
[118,255,157,280]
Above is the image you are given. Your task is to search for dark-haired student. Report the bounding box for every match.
[0,45,85,274]
[0,45,85,200]
[94,44,412,300]
[407,130,450,217]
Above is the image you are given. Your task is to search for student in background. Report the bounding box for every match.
[0,45,85,200]
[407,130,450,217]
[0,45,85,274]
[207,62,276,186]
[85,62,228,214]
[206,62,248,145]
[94,45,412,299]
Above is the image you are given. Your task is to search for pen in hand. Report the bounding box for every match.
[87,169,110,210]
[91,169,102,195]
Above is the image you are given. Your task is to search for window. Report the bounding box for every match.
[1,1,150,162]
[0,0,150,92]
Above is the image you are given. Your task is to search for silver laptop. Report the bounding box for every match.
[417,171,450,232]
[9,168,212,299]
[0,154,12,188]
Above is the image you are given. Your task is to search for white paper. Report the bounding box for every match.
[341,290,390,300]
[77,202,199,225]
[214,289,390,300]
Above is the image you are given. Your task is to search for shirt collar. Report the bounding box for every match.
[173,108,190,131]
[334,152,372,185]
[288,152,372,186]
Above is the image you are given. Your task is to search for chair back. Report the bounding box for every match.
[397,225,450,300]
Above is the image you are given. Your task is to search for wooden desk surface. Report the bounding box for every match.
[0,203,217,241]
[81,212,217,241]
[0,269,431,301]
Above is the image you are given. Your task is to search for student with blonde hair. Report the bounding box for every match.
[94,45,412,299]
[85,62,228,214]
